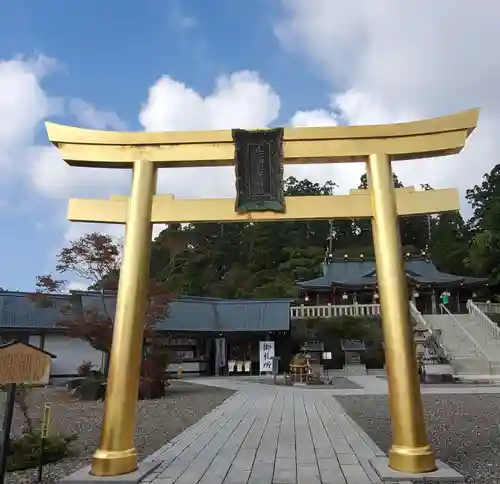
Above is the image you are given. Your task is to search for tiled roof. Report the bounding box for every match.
[0,292,292,332]
[298,257,488,290]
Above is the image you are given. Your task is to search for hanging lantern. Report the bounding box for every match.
[304,294,310,302]
[344,253,348,259]
[360,253,364,259]
[413,290,420,298]
[342,293,348,300]
[373,292,379,300]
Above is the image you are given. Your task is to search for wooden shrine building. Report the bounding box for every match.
[297,256,488,314]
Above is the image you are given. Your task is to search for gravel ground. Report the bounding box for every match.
[377,376,498,388]
[0,381,235,484]
[336,394,500,484]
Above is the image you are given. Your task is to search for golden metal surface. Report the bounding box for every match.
[90,160,156,477]
[368,153,436,473]
[47,108,481,477]
[67,188,459,224]
[45,108,478,168]
[46,108,478,145]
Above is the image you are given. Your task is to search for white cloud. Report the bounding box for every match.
[29,145,131,200]
[44,68,282,248]
[0,56,54,176]
[28,98,131,201]
[276,0,500,211]
[0,54,131,203]
[139,70,281,198]
[66,280,89,292]
[290,109,338,128]
[68,98,126,131]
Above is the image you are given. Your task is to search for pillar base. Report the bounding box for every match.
[388,444,436,473]
[61,461,161,484]
[370,457,464,482]
[90,448,138,477]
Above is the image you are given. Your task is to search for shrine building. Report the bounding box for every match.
[297,255,488,314]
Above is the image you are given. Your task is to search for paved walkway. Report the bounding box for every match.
[143,378,417,484]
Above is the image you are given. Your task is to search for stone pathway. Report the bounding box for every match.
[143,378,417,484]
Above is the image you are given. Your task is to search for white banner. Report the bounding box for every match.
[259,341,275,373]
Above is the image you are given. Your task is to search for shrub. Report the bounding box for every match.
[290,315,385,369]
[73,379,106,401]
[7,432,76,471]
[77,360,95,377]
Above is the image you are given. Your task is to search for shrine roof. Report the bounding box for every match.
[297,257,488,290]
[0,291,292,332]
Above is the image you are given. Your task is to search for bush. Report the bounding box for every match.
[77,360,94,377]
[73,379,106,401]
[7,432,76,471]
[71,349,171,401]
[77,360,104,379]
[290,315,385,369]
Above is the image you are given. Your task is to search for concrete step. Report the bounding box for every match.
[451,357,493,375]
[421,314,493,374]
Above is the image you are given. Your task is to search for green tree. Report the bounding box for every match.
[358,172,431,250]
[429,212,471,275]
[466,164,500,283]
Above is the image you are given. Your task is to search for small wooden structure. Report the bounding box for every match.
[341,339,367,375]
[0,340,56,385]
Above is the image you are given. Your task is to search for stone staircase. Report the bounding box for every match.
[455,314,500,366]
[421,313,497,374]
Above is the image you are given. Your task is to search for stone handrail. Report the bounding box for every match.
[290,303,381,319]
[473,301,500,315]
[467,300,500,341]
[440,303,493,373]
[409,301,452,363]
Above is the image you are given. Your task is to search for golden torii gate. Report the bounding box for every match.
[46,107,478,479]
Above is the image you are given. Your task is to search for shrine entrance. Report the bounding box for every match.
[46,108,479,478]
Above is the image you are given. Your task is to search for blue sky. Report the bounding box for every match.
[0,1,498,291]
[0,0,327,291]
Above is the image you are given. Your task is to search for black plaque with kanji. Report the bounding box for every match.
[233,128,285,214]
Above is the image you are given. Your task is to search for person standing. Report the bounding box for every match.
[440,291,450,313]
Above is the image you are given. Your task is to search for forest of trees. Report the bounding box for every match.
[28,163,500,304]
[141,164,500,301]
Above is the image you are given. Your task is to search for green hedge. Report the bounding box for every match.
[289,315,385,369]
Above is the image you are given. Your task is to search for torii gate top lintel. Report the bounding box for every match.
[45,108,479,169]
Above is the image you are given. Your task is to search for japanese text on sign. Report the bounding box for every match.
[259,341,275,373]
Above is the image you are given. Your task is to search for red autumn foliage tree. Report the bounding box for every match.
[31,232,175,398]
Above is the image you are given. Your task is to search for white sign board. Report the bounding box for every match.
[259,341,275,373]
